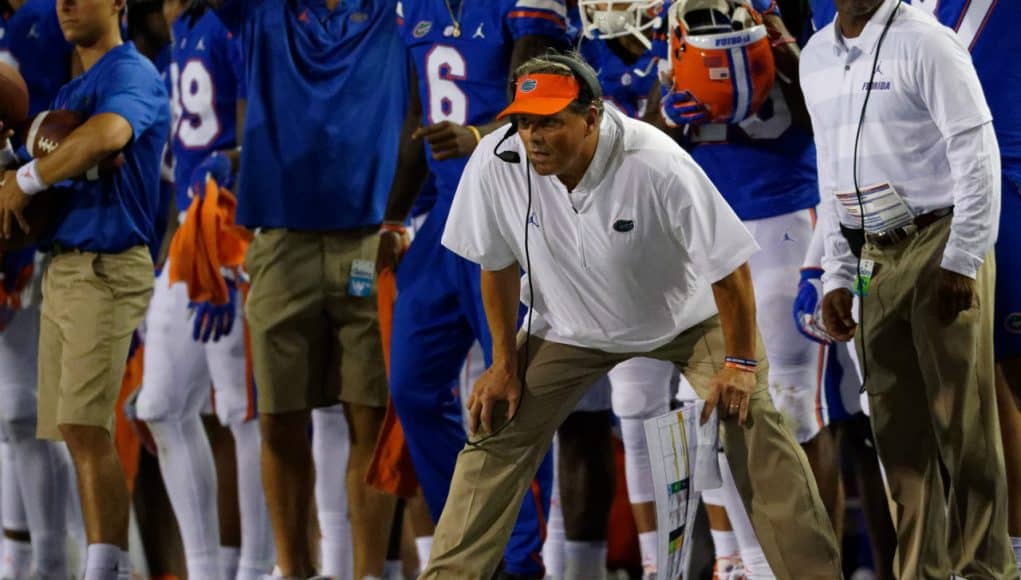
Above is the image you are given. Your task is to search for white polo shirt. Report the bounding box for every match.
[800,0,1001,293]
[441,108,758,353]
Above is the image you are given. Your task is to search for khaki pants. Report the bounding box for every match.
[37,247,153,440]
[423,316,841,580]
[245,228,387,413]
[856,216,1015,579]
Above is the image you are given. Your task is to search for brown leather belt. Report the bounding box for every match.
[864,207,953,248]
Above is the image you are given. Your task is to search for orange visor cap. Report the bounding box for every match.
[497,73,581,120]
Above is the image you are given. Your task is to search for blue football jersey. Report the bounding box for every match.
[169,7,243,211]
[398,0,570,198]
[0,0,73,117]
[218,0,407,230]
[569,6,659,120]
[917,0,1021,182]
[654,22,819,220]
[49,42,170,254]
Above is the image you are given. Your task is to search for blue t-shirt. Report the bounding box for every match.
[218,0,407,230]
[47,42,171,254]
[169,7,243,210]
[398,0,569,199]
[0,0,73,117]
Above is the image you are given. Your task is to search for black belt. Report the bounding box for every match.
[862,207,954,249]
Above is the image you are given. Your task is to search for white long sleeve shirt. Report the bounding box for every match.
[799,0,1001,294]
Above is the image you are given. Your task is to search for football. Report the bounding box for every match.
[0,63,28,131]
[0,109,126,251]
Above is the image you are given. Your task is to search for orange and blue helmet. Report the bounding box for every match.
[666,0,775,124]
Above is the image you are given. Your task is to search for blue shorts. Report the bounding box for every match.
[994,173,1021,361]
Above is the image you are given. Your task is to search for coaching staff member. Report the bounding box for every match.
[804,0,1013,577]
[422,53,841,580]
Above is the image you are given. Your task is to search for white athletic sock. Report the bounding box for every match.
[317,511,353,580]
[563,541,606,580]
[230,420,274,578]
[718,453,775,580]
[222,545,241,580]
[1,538,32,579]
[710,530,738,559]
[543,439,565,579]
[1012,537,1021,571]
[382,560,401,579]
[638,530,657,572]
[312,406,351,580]
[117,549,132,580]
[9,431,70,579]
[414,536,432,572]
[619,418,655,504]
[84,544,120,580]
[147,416,224,580]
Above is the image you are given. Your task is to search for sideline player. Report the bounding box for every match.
[0,0,170,575]
[0,0,77,576]
[133,0,274,578]
[379,1,568,577]
[659,0,847,541]
[211,0,405,576]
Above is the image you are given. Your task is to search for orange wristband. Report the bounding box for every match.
[380,222,407,234]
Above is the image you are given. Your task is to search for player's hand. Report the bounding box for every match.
[821,288,857,341]
[0,169,30,239]
[936,268,977,324]
[188,152,234,199]
[793,268,835,345]
[659,89,709,128]
[189,277,237,343]
[702,366,755,426]
[750,0,779,15]
[467,363,521,437]
[376,227,409,274]
[412,121,480,161]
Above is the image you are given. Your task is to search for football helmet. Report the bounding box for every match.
[666,0,775,124]
[578,0,665,50]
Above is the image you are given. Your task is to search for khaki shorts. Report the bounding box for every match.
[37,246,154,440]
[245,228,387,413]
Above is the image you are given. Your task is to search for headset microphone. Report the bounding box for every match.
[494,123,520,164]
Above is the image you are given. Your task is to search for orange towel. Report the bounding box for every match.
[365,268,419,498]
[168,177,252,304]
[115,342,146,494]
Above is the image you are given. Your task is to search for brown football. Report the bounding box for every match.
[0,110,122,251]
[0,63,29,131]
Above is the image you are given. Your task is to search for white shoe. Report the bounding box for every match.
[713,556,746,580]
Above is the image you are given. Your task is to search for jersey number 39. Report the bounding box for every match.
[171,61,220,149]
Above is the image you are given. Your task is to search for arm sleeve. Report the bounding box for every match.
[95,61,165,144]
[666,157,759,284]
[940,123,1001,277]
[802,207,826,269]
[505,0,569,40]
[227,34,247,99]
[915,29,999,278]
[441,151,518,271]
[812,128,856,293]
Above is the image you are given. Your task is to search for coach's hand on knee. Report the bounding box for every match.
[936,268,977,324]
[467,364,521,437]
[703,366,755,426]
[821,288,856,342]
